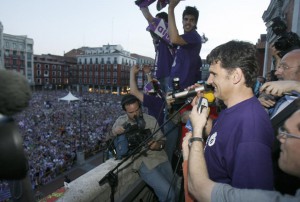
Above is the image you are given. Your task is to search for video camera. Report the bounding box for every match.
[266,17,300,58]
[109,123,151,160]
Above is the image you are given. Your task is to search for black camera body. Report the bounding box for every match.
[267,17,300,58]
[124,124,151,151]
[108,123,152,159]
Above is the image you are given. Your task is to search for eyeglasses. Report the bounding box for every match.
[277,63,297,70]
[277,126,300,140]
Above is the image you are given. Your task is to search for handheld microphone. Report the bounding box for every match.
[0,70,32,116]
[167,84,215,102]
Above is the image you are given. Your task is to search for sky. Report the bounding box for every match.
[0,0,270,59]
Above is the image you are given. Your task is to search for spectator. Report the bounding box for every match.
[259,49,300,194]
[259,49,300,118]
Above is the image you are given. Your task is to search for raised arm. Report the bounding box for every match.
[130,65,144,102]
[168,0,187,45]
[188,105,215,202]
[140,6,154,23]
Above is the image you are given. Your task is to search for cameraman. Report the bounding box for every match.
[111,94,175,202]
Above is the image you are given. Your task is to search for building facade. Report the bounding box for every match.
[75,44,153,94]
[0,21,34,84]
[34,54,77,91]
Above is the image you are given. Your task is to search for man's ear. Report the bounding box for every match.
[232,68,243,84]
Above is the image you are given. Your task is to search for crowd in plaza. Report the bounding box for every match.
[1,90,122,194]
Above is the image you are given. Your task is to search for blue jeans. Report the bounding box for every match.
[139,161,176,202]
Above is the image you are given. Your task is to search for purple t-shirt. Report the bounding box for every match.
[169,30,202,90]
[154,41,174,79]
[143,93,165,128]
[204,96,274,190]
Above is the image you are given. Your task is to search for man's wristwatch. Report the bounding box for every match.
[188,137,204,147]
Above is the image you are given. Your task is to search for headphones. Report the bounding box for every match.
[121,94,141,111]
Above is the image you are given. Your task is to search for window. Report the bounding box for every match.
[52,65,56,70]
[113,79,117,84]
[52,71,56,76]
[107,79,110,83]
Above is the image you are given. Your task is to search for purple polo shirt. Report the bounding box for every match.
[204,96,274,190]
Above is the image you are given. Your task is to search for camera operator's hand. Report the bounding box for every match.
[113,126,125,136]
[148,140,165,151]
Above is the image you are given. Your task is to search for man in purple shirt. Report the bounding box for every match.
[168,0,202,90]
[202,40,274,189]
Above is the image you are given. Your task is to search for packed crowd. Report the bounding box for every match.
[6,90,122,190]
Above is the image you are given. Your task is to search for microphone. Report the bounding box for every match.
[167,84,215,102]
[0,70,32,116]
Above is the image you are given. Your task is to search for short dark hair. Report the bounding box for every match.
[206,40,259,88]
[121,94,141,111]
[156,12,168,22]
[183,6,199,24]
